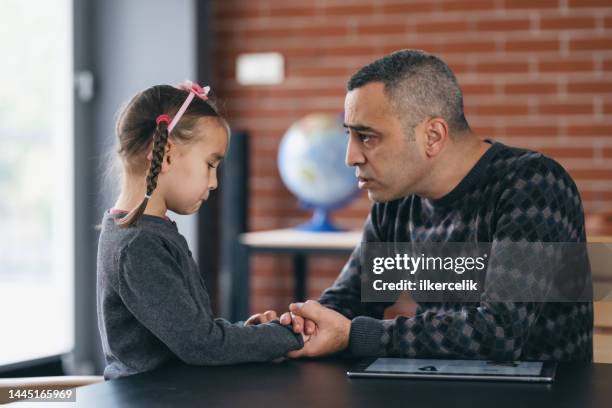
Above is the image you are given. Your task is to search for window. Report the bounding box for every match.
[0,0,74,366]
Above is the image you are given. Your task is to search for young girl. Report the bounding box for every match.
[97,82,305,380]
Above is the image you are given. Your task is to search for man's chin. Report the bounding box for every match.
[367,188,405,203]
[367,189,390,203]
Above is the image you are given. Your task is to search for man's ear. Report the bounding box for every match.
[423,117,449,158]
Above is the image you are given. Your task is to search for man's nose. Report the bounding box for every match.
[345,137,366,167]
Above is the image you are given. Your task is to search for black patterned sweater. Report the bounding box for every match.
[319,140,593,362]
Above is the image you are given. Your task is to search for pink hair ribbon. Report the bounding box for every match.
[167,80,211,132]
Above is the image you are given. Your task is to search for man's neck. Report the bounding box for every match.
[423,137,491,200]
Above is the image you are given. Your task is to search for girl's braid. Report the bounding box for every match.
[145,120,169,197]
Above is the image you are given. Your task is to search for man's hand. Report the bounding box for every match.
[245,310,312,345]
[245,310,278,325]
[279,311,316,335]
[285,300,351,358]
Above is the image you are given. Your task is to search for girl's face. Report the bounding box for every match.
[160,117,228,215]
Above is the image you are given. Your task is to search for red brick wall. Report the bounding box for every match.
[210,0,612,314]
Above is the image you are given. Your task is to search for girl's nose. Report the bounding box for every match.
[208,172,218,191]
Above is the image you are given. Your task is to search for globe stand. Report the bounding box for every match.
[296,207,343,232]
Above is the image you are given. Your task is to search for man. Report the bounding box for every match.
[251,49,593,362]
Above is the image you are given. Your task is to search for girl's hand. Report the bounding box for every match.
[280,311,317,335]
[245,310,279,325]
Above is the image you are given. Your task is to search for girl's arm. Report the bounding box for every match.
[115,231,303,365]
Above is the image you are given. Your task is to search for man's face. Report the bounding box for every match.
[344,82,430,202]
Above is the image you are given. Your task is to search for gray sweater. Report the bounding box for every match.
[96,211,303,380]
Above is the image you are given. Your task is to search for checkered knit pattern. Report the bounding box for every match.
[319,140,593,362]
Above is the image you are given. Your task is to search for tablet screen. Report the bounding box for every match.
[365,358,543,377]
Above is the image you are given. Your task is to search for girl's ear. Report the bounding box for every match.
[160,140,174,173]
[146,140,154,161]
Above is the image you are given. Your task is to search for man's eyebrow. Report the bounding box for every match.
[210,153,225,161]
[343,123,382,134]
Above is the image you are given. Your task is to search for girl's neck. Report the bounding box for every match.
[114,177,168,218]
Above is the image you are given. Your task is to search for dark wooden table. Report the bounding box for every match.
[62,359,612,407]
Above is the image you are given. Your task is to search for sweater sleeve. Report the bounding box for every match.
[115,231,303,365]
[347,157,587,359]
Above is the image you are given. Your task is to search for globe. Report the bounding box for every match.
[278,113,360,232]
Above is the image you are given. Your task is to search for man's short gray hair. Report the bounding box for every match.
[347,49,471,135]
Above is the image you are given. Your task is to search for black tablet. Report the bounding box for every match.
[347,358,556,383]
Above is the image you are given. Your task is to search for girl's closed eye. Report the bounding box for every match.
[207,153,224,170]
[206,160,222,169]
[207,158,223,169]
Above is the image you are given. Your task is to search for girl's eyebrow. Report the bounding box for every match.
[211,153,225,161]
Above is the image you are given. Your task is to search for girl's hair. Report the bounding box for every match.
[114,85,224,228]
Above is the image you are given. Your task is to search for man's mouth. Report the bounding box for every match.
[357,176,372,189]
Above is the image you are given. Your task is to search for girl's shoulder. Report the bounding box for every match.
[98,211,184,260]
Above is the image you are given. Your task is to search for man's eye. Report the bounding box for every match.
[358,133,371,143]
[207,163,216,169]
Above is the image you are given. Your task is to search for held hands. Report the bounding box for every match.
[245,310,311,344]
[279,311,316,336]
[280,300,351,358]
[245,301,352,357]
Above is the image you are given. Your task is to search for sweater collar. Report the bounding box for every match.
[427,139,503,207]
[105,209,177,230]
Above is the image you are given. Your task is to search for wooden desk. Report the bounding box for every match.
[231,229,361,320]
[27,359,612,407]
[240,229,362,251]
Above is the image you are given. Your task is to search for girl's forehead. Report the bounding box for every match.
[192,122,228,155]
[195,117,228,138]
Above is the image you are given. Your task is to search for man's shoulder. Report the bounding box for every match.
[489,143,585,241]
[491,143,576,193]
[493,142,570,179]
